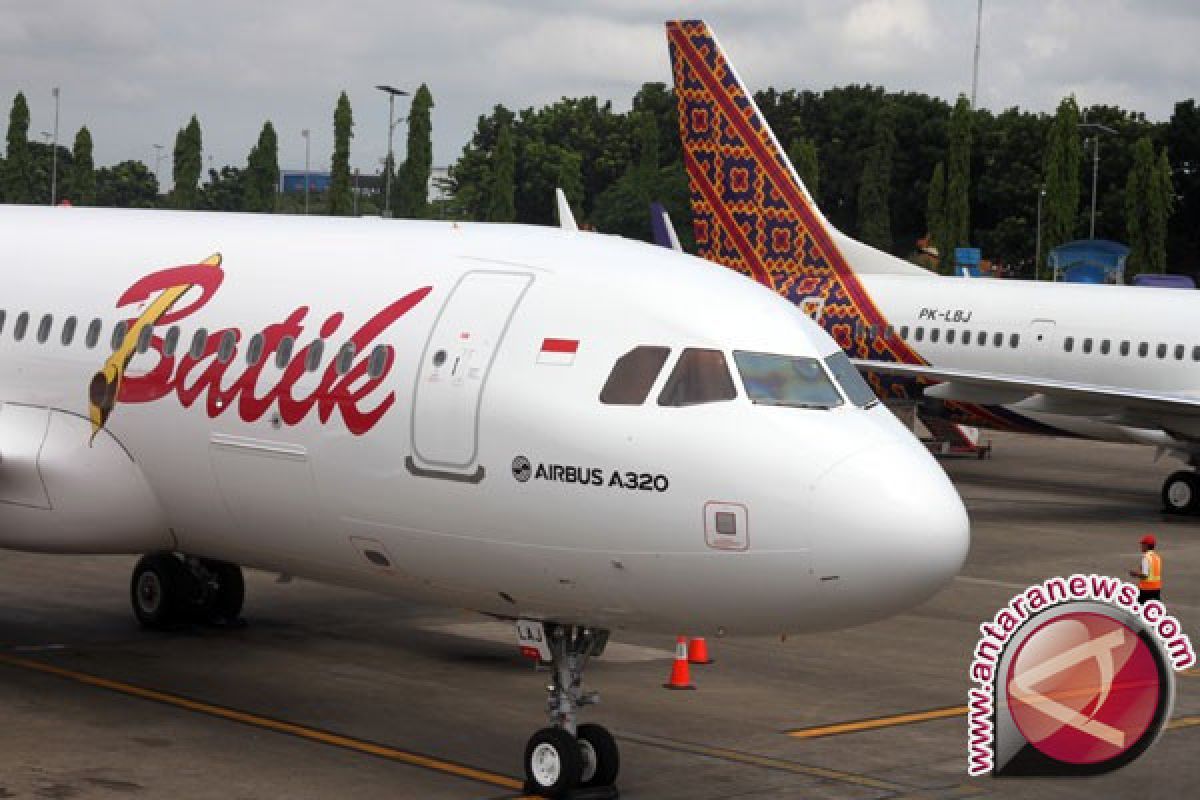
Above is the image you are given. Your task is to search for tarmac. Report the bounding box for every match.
[1,430,1197,799]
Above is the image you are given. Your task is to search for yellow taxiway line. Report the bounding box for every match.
[787,704,969,739]
[0,653,524,792]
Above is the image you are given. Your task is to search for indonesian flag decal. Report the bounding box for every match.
[538,338,579,366]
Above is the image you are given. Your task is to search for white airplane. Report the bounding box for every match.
[0,205,968,797]
[667,19,1200,515]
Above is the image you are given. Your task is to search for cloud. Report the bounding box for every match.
[0,0,1194,188]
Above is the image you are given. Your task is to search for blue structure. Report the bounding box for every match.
[1132,273,1196,289]
[280,170,332,193]
[1048,239,1129,284]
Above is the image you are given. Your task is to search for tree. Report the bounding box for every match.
[202,166,246,211]
[788,136,819,199]
[395,84,434,218]
[3,92,32,203]
[66,126,95,205]
[487,123,516,222]
[926,161,945,257]
[1166,100,1200,272]
[96,160,159,208]
[856,110,895,250]
[244,121,279,212]
[1125,137,1172,276]
[171,115,203,209]
[941,94,972,268]
[555,148,584,222]
[329,91,354,215]
[1042,96,1082,258]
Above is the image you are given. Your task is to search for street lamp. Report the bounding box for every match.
[301,128,311,215]
[375,84,409,218]
[1078,120,1117,240]
[1035,185,1046,281]
[153,144,165,186]
[50,87,60,205]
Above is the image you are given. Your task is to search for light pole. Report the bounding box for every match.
[1079,121,1117,240]
[301,129,311,215]
[153,144,165,186]
[1035,185,1046,281]
[50,87,60,204]
[375,85,409,218]
[970,0,983,109]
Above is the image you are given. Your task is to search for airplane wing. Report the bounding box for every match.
[852,359,1200,419]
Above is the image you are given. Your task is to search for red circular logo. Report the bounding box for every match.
[1006,611,1161,765]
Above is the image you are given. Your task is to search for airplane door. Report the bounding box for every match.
[409,270,533,481]
[1026,319,1056,373]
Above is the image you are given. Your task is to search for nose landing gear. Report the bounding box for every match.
[131,553,245,629]
[522,624,619,798]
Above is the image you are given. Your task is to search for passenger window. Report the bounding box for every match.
[111,320,128,350]
[1009,333,1020,349]
[962,329,971,344]
[217,331,236,364]
[734,351,842,409]
[276,336,295,368]
[1120,341,1130,357]
[190,328,208,359]
[61,316,77,346]
[1157,343,1167,359]
[930,328,940,343]
[335,342,356,375]
[37,314,53,344]
[0,309,5,335]
[1194,346,1200,362]
[1064,336,1074,353]
[914,327,924,342]
[367,344,389,378]
[305,339,325,372]
[14,312,29,341]
[946,329,956,344]
[1100,339,1111,355]
[658,348,737,407]
[977,331,987,346]
[246,333,265,366]
[136,325,153,354]
[899,325,909,340]
[163,326,181,357]
[993,332,1003,347]
[884,325,894,340]
[1138,342,1148,358]
[1175,344,1185,360]
[1082,338,1092,354]
[600,346,671,405]
[85,319,102,349]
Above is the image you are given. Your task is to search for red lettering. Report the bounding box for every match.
[108,256,431,435]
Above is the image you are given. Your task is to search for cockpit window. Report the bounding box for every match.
[824,351,879,409]
[658,348,737,407]
[733,351,843,409]
[600,346,671,405]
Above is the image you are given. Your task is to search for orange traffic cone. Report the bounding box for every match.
[687,637,714,665]
[663,635,696,690]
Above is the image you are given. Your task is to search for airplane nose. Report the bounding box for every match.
[812,442,969,623]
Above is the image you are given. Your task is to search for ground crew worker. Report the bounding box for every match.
[1128,534,1162,604]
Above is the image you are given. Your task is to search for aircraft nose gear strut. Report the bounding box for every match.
[523,624,619,798]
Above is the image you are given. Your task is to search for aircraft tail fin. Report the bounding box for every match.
[649,202,683,252]
[666,20,928,363]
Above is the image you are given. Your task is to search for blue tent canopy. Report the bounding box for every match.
[1049,239,1129,284]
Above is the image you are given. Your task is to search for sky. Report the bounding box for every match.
[1,0,1197,187]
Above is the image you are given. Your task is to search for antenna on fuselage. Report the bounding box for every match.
[555,188,579,232]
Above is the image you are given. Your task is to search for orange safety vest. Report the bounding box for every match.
[1140,551,1162,591]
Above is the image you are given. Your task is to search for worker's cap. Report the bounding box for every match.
[1140,534,1157,547]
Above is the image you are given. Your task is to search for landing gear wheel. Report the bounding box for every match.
[198,559,245,625]
[577,723,619,788]
[131,553,193,629]
[525,727,582,797]
[1162,471,1200,514]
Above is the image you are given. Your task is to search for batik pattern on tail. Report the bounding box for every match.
[666,20,1060,434]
